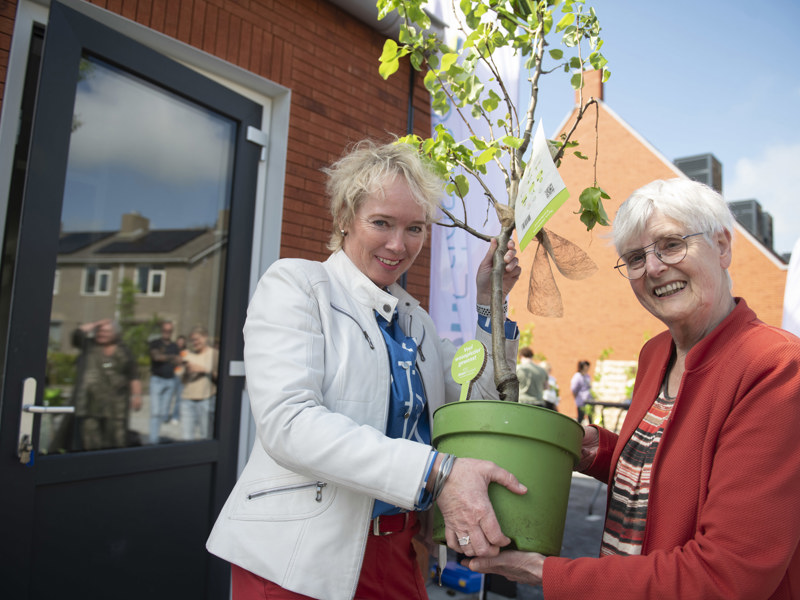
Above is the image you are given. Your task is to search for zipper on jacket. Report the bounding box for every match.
[247,481,328,502]
[331,303,375,349]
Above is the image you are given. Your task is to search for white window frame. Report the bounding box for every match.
[135,265,166,297]
[81,265,112,296]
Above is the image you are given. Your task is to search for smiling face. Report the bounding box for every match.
[189,332,207,352]
[625,210,734,345]
[341,174,427,288]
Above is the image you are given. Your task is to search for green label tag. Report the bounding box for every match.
[451,340,487,402]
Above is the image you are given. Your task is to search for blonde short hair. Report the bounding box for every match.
[323,140,444,252]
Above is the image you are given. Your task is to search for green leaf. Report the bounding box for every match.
[502,135,523,148]
[549,49,564,60]
[398,27,411,45]
[406,3,430,29]
[453,174,470,197]
[555,13,575,32]
[379,58,400,80]
[379,39,398,62]
[475,147,497,165]
[464,30,481,50]
[482,91,500,112]
[423,69,438,92]
[570,72,584,89]
[577,186,611,230]
[440,52,459,73]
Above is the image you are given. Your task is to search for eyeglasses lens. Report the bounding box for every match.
[618,236,688,279]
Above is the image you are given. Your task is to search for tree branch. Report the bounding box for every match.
[438,206,493,241]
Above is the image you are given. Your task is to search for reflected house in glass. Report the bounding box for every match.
[51,209,228,354]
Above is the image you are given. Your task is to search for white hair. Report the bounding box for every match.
[613,178,735,254]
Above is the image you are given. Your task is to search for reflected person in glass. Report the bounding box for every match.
[148,320,180,444]
[68,318,142,451]
[464,178,800,599]
[180,326,217,440]
[207,140,526,600]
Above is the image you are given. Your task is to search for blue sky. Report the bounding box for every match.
[63,56,233,234]
[533,0,800,256]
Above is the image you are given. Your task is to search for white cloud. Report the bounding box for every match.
[67,59,235,184]
[726,143,800,256]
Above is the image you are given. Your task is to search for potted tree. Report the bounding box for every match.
[377,0,609,554]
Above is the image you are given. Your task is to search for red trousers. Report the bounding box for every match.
[231,512,428,599]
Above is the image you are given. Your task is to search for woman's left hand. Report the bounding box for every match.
[475,238,522,305]
[462,550,545,587]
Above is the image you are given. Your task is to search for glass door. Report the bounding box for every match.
[44,53,237,453]
[0,3,264,598]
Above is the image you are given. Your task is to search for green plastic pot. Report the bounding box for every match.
[432,400,583,556]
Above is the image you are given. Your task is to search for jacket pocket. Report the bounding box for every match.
[230,475,335,521]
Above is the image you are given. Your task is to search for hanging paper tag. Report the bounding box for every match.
[515,120,570,252]
[451,340,487,402]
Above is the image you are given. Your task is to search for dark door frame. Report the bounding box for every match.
[0,3,267,597]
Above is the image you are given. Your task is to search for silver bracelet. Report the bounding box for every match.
[431,453,456,501]
[476,302,508,318]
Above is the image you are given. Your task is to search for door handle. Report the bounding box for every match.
[18,377,76,465]
[22,404,76,414]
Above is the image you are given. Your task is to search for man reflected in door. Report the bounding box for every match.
[52,318,142,451]
[148,320,180,444]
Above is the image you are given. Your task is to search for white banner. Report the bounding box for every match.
[782,237,800,337]
[427,1,521,342]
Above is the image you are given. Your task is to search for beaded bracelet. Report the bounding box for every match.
[476,302,508,318]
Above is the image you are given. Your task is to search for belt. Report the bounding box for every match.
[370,512,413,536]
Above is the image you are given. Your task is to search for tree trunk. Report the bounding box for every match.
[491,225,519,402]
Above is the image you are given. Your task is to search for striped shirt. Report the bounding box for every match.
[601,383,676,556]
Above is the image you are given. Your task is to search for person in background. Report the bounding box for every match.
[570,360,593,424]
[207,140,525,600]
[148,320,179,444]
[517,347,548,407]
[180,326,217,440]
[167,334,187,426]
[464,178,800,599]
[71,318,141,450]
[539,361,559,411]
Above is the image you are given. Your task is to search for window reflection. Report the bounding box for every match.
[41,55,235,453]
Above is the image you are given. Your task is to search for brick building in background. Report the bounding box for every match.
[508,70,788,419]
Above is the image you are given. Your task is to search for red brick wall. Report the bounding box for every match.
[508,100,787,418]
[0,1,17,112]
[0,0,433,305]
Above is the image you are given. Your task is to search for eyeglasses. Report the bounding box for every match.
[614,232,705,279]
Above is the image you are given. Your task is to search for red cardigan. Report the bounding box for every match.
[544,299,800,599]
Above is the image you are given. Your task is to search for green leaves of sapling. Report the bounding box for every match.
[577,186,610,230]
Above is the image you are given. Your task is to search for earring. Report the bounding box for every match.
[340,230,347,237]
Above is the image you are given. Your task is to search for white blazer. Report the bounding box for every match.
[206,250,517,600]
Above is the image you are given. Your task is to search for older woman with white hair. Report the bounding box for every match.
[465,178,800,599]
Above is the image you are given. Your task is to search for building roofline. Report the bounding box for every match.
[731,220,788,269]
[553,100,787,270]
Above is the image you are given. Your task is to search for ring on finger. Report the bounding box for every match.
[457,535,470,546]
